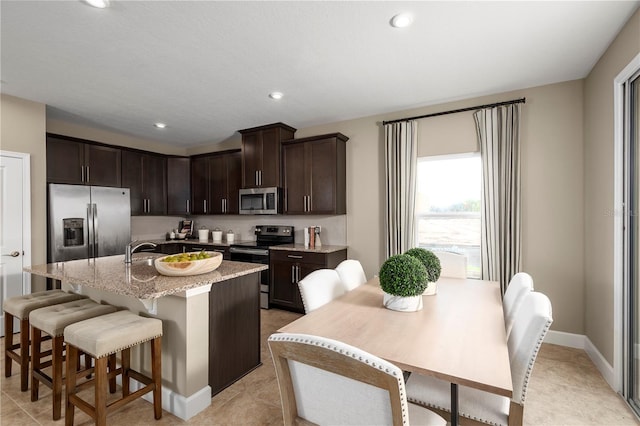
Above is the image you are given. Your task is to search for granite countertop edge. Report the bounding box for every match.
[24,255,268,300]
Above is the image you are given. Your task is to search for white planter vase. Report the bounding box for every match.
[422,281,437,296]
[383,292,423,312]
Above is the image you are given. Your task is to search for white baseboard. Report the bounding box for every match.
[544,330,617,391]
[116,376,211,420]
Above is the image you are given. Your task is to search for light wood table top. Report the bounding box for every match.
[278,277,513,398]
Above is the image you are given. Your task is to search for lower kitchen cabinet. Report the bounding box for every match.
[269,248,347,313]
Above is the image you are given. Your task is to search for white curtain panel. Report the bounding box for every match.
[474,104,522,294]
[384,121,418,258]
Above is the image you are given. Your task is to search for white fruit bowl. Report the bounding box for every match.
[154,252,223,276]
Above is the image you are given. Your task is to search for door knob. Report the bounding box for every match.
[2,251,20,257]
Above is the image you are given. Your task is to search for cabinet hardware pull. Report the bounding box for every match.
[204,200,207,213]
[259,170,262,186]
[186,199,190,213]
[81,166,85,183]
[255,170,259,186]
[296,265,301,282]
[287,255,303,259]
[291,265,295,283]
[86,166,90,183]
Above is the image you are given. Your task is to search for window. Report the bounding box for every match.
[416,154,482,278]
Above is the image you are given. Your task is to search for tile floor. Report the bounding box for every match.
[1,308,639,425]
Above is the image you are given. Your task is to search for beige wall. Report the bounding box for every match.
[0,94,48,291]
[584,8,640,364]
[298,80,586,334]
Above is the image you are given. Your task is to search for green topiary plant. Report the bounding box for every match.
[404,248,441,283]
[379,254,428,297]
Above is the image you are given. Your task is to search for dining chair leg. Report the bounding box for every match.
[508,401,524,426]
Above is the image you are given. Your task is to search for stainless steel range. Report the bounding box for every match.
[229,225,294,309]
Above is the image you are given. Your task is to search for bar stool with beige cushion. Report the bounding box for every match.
[29,299,119,420]
[64,310,163,426]
[3,290,86,391]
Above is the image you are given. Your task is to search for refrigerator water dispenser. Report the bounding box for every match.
[63,218,84,247]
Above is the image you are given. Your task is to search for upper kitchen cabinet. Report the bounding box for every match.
[167,157,191,216]
[191,149,241,215]
[46,134,122,187]
[122,150,167,215]
[239,123,296,188]
[282,133,348,215]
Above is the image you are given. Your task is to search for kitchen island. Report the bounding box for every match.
[24,254,267,420]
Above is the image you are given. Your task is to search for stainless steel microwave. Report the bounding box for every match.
[239,187,282,215]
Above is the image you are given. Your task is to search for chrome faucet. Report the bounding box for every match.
[124,241,158,264]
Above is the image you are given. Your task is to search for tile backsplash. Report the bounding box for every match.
[131,215,347,246]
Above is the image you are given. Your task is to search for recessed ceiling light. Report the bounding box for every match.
[269,92,283,100]
[154,122,167,129]
[390,13,413,28]
[83,0,110,8]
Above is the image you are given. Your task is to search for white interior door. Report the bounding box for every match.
[0,151,31,336]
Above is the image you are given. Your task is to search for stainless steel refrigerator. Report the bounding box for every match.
[48,183,131,262]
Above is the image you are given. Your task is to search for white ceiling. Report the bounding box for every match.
[2,1,638,148]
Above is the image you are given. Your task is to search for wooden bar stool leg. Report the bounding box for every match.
[108,354,116,393]
[65,345,78,426]
[19,318,29,391]
[95,357,108,426]
[30,326,42,401]
[121,348,130,397]
[4,312,13,377]
[52,336,64,420]
[152,337,162,420]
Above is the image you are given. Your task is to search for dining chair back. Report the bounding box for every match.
[335,259,367,291]
[268,333,446,426]
[507,291,553,408]
[503,272,534,337]
[298,269,346,314]
[434,251,467,279]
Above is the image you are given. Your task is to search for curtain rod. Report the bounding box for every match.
[382,97,526,126]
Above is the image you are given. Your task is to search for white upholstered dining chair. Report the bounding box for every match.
[335,259,367,291]
[298,269,346,314]
[434,251,467,279]
[405,291,553,426]
[503,272,534,337]
[268,333,446,426]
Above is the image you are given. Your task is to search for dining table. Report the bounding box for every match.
[277,276,513,426]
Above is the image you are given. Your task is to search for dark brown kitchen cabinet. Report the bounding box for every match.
[239,123,296,188]
[282,133,348,215]
[46,134,121,187]
[269,249,347,313]
[122,150,167,215]
[191,150,241,215]
[167,157,191,215]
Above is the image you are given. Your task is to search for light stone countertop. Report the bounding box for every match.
[24,253,267,300]
[268,243,348,254]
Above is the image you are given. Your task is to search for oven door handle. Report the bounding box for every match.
[229,247,270,256]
